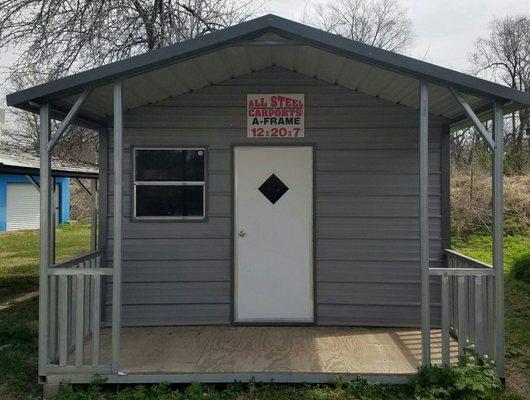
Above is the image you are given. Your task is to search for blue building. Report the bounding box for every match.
[0,174,70,231]
[0,150,97,231]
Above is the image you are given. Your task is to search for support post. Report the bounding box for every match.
[419,80,431,365]
[74,177,92,196]
[450,88,495,150]
[111,81,123,373]
[90,179,98,252]
[38,104,52,375]
[51,177,56,264]
[47,88,92,151]
[25,175,40,190]
[492,100,505,378]
[98,128,109,326]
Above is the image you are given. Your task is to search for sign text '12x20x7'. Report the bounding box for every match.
[247,94,305,138]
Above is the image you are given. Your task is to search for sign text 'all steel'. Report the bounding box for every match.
[247,94,305,138]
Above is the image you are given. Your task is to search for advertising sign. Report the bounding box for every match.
[247,94,304,138]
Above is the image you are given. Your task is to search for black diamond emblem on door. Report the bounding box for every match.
[258,173,289,204]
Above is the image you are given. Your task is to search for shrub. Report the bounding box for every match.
[52,362,506,400]
[411,359,502,400]
[451,171,530,237]
[511,252,530,284]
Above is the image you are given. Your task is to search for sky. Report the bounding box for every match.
[0,0,529,119]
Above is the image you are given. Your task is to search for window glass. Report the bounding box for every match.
[135,149,205,181]
[133,148,206,219]
[136,185,204,217]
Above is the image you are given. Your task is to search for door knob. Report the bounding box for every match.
[238,230,246,237]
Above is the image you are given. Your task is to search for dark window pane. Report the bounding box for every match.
[135,149,205,181]
[136,185,204,217]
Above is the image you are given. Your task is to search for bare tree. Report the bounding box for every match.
[2,57,98,164]
[304,0,414,52]
[0,0,261,161]
[470,15,530,174]
[0,0,260,80]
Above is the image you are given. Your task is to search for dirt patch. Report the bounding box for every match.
[506,362,530,399]
[0,291,38,311]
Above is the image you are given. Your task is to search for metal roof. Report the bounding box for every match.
[6,14,530,127]
[0,147,98,178]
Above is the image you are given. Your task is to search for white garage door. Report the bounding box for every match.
[6,183,60,231]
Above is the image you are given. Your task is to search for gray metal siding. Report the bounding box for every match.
[104,67,447,327]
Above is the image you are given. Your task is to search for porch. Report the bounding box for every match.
[63,326,457,382]
[44,248,494,384]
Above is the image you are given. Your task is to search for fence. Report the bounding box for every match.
[429,249,496,366]
[46,250,112,373]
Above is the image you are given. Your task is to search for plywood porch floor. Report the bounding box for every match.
[94,326,457,375]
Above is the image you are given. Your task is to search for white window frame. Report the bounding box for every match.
[133,147,206,220]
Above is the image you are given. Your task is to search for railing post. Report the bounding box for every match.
[487,276,495,360]
[58,275,68,367]
[457,276,467,357]
[92,272,101,367]
[111,80,123,373]
[419,79,431,365]
[474,276,484,358]
[492,100,505,378]
[39,104,52,375]
[75,275,85,366]
[441,275,450,365]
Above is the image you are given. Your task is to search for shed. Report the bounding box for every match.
[0,149,97,231]
[6,14,530,394]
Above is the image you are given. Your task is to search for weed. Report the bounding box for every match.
[511,252,530,284]
[411,359,502,400]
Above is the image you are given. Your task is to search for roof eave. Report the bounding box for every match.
[0,164,99,179]
[6,14,530,112]
[6,16,275,108]
[264,16,530,106]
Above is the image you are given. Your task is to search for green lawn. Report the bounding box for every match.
[0,226,528,399]
[0,224,92,277]
[0,224,91,400]
[453,235,530,399]
[452,235,530,273]
[0,224,91,301]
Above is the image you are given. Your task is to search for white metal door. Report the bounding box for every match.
[234,146,313,323]
[7,183,60,231]
[7,183,40,230]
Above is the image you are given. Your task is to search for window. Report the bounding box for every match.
[133,148,206,219]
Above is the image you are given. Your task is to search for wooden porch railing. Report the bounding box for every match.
[46,250,112,373]
[429,249,496,366]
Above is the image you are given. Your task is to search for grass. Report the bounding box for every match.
[0,224,92,277]
[453,234,530,399]
[452,235,530,273]
[0,290,39,399]
[0,226,528,399]
[0,224,91,302]
[0,224,91,400]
